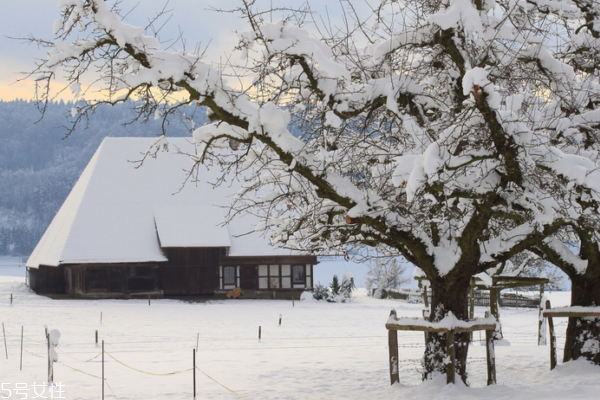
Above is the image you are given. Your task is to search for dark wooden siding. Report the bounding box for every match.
[27,265,65,294]
[62,263,161,296]
[161,247,226,295]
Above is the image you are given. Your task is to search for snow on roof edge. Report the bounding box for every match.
[26,141,106,269]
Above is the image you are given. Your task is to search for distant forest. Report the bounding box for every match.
[0,100,207,255]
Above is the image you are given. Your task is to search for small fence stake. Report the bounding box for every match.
[10,294,13,305]
[193,348,196,399]
[292,297,295,307]
[46,332,51,384]
[148,295,151,306]
[388,310,400,385]
[102,340,105,400]
[20,326,23,370]
[2,322,7,359]
[279,314,282,326]
[258,326,261,340]
[95,330,98,344]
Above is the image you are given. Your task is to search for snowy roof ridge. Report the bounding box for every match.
[27,137,295,269]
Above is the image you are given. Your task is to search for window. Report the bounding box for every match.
[223,266,236,285]
[292,265,305,284]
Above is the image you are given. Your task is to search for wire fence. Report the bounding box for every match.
[0,303,574,400]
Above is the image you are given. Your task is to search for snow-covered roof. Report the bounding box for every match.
[27,137,296,268]
[154,206,231,248]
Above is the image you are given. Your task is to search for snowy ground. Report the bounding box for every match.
[0,257,597,400]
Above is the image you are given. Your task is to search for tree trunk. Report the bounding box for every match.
[564,271,600,365]
[423,276,471,383]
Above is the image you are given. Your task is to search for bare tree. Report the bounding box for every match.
[366,258,410,298]
[27,0,600,381]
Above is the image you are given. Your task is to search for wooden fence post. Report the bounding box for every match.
[489,287,503,339]
[538,289,546,346]
[446,331,456,384]
[388,310,399,385]
[546,300,557,370]
[485,328,496,385]
[422,285,429,308]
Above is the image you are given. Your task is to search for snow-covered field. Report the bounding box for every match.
[1,257,598,400]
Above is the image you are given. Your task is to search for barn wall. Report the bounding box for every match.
[161,247,227,295]
[64,263,162,298]
[27,265,65,294]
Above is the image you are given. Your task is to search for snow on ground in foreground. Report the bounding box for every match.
[0,267,596,400]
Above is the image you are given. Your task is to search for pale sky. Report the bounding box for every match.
[0,0,364,101]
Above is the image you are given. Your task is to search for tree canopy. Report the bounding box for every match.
[31,0,600,381]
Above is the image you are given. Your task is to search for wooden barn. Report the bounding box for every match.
[26,138,317,299]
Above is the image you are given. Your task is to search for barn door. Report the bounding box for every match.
[188,267,218,295]
[240,266,258,290]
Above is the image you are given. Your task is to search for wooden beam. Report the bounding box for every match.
[543,311,600,318]
[385,323,496,333]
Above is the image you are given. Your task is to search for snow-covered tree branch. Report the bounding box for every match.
[30,0,600,381]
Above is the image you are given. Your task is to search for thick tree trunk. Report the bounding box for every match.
[564,271,600,365]
[423,276,471,383]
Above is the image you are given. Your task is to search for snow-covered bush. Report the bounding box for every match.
[340,273,355,300]
[330,275,341,296]
[312,276,353,302]
[366,259,409,299]
[312,283,330,301]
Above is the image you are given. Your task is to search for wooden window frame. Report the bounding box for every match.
[292,264,306,285]
[223,266,236,285]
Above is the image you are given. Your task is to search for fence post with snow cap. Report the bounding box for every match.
[47,328,60,385]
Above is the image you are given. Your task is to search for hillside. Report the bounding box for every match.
[0,100,206,255]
